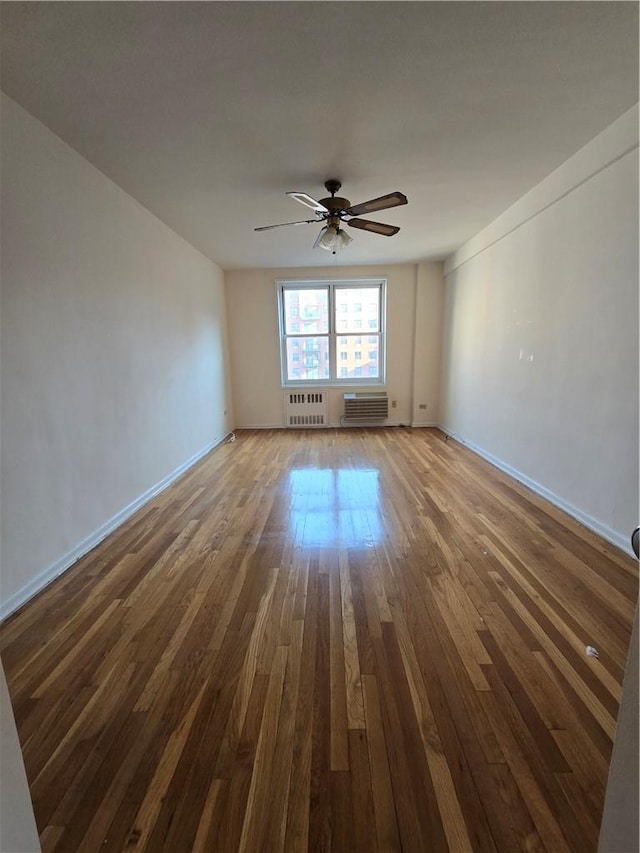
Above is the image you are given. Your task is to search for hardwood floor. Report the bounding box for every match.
[1,428,637,852]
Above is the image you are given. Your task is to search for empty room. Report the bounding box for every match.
[1,3,638,852]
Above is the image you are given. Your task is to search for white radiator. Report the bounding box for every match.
[343,392,389,421]
[284,391,328,427]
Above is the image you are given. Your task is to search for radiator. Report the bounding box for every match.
[284,391,328,427]
[343,392,389,421]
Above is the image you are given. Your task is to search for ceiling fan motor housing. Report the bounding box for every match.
[320,179,350,216]
[319,197,350,216]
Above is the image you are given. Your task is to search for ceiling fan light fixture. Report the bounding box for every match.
[317,225,353,252]
[316,225,335,251]
[336,228,352,249]
[317,225,337,251]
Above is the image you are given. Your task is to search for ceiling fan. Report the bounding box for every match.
[255,179,408,253]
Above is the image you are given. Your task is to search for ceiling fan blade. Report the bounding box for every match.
[286,191,330,214]
[347,218,400,237]
[345,191,407,217]
[254,218,318,231]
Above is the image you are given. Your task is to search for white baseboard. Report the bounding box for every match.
[240,422,410,430]
[0,435,230,622]
[236,423,284,430]
[240,423,409,429]
[238,422,435,430]
[439,426,633,557]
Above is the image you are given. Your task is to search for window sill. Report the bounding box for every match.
[282,382,387,390]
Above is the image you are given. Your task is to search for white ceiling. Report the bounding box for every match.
[1,2,638,270]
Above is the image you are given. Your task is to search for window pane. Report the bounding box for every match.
[335,335,380,379]
[334,287,379,333]
[286,336,329,380]
[365,338,380,377]
[284,289,329,334]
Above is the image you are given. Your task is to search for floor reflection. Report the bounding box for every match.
[287,468,381,547]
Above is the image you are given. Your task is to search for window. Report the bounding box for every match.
[278,279,386,386]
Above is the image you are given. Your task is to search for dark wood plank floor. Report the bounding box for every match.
[1,428,637,852]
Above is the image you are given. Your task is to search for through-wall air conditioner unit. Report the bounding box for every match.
[343,392,389,421]
[284,392,328,427]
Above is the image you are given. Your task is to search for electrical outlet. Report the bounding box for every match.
[391,400,397,408]
[418,403,427,410]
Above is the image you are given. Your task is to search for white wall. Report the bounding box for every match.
[0,95,234,617]
[225,262,444,429]
[599,605,639,852]
[413,262,444,426]
[0,662,41,852]
[440,106,639,552]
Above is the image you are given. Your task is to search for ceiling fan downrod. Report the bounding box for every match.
[319,179,350,214]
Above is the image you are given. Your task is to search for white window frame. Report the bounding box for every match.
[277,278,386,387]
